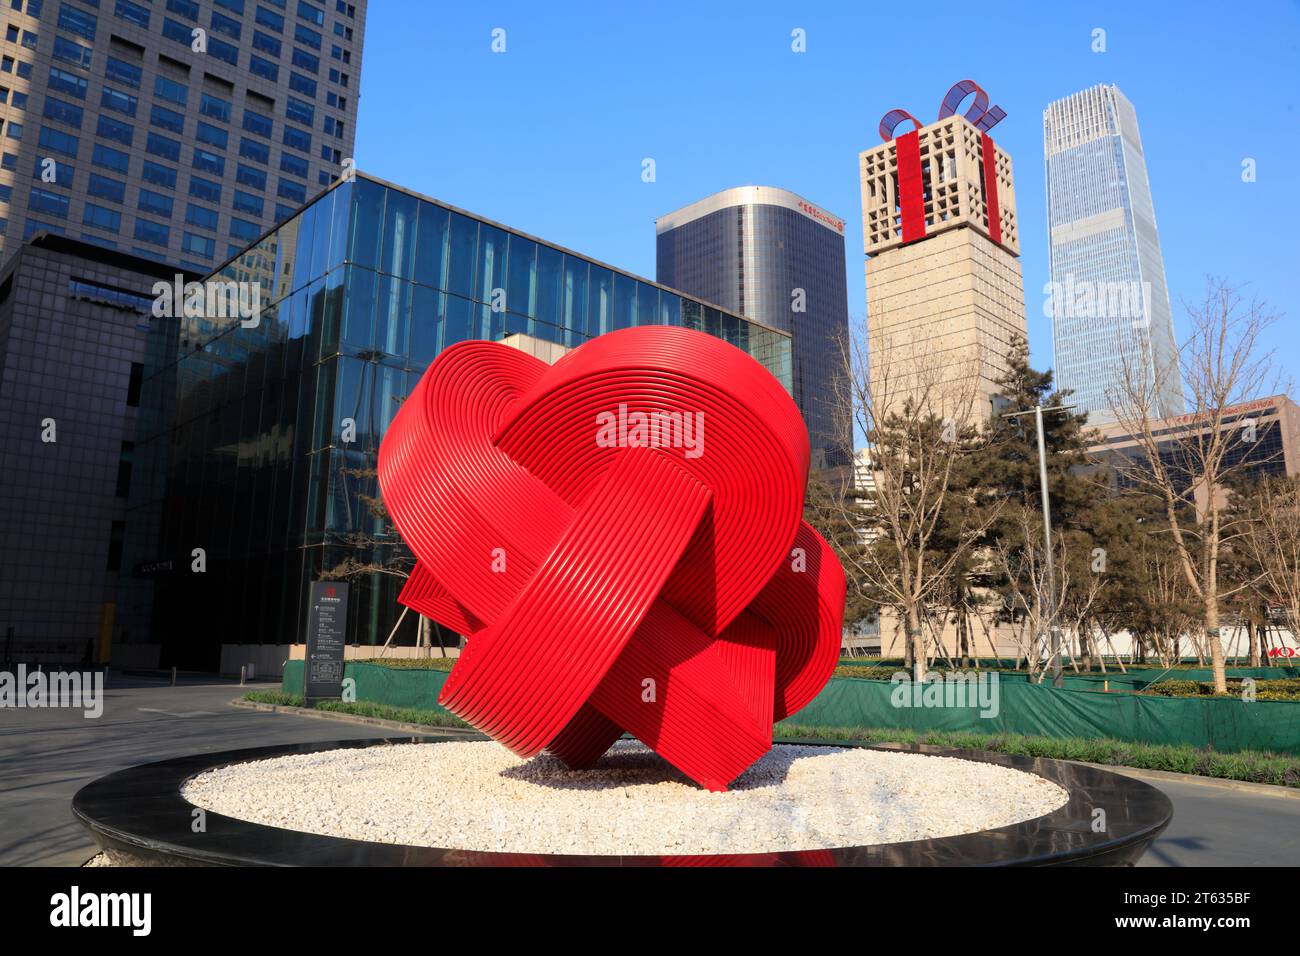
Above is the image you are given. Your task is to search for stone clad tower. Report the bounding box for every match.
[859,109,1026,422]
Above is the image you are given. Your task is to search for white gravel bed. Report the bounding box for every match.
[181,740,1068,855]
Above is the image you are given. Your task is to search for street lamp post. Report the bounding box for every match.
[1000,403,1076,689]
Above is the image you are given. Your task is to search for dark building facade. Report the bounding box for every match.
[656,185,850,468]
[0,234,189,663]
[119,173,792,670]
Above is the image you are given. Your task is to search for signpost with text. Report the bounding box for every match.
[304,581,349,704]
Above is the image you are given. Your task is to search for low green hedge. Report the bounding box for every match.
[244,690,470,728]
[774,722,1300,788]
[348,657,458,671]
[1143,678,1300,702]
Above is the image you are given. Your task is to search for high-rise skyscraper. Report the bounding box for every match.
[0,0,366,273]
[859,111,1025,420]
[1043,84,1182,422]
[656,186,850,469]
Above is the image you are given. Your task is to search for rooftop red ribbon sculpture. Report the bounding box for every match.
[878,78,1007,141]
[377,325,845,791]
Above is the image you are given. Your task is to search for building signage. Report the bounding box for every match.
[796,200,844,234]
[304,580,348,701]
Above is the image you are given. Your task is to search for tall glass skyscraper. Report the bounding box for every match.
[1043,84,1182,421]
[656,186,850,469]
[0,0,365,273]
[117,173,792,669]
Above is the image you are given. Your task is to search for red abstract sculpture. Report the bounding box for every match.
[377,325,845,791]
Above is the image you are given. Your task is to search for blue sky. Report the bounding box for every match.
[353,0,1299,387]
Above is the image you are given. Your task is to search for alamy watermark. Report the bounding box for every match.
[0,666,103,718]
[152,274,261,328]
[595,403,705,459]
[1042,278,1152,327]
[890,670,1000,718]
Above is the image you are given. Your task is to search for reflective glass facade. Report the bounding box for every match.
[657,187,850,469]
[119,174,791,668]
[1044,85,1182,422]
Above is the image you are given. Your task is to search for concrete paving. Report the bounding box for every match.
[0,675,402,866]
[2,677,1298,866]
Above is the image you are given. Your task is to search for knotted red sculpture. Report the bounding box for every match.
[377,325,845,791]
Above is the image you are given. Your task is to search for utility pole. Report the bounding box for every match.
[1000,403,1076,688]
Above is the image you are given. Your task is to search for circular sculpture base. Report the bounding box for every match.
[73,736,1171,866]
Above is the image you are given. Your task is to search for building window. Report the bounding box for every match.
[37,124,79,156]
[185,202,217,230]
[229,216,259,242]
[208,38,240,67]
[196,121,228,150]
[105,57,142,89]
[291,47,319,73]
[116,442,135,497]
[145,132,181,163]
[83,201,121,232]
[52,36,94,69]
[57,3,98,41]
[252,30,281,57]
[286,97,314,126]
[277,178,305,204]
[279,151,307,178]
[282,125,311,153]
[242,109,273,138]
[249,55,279,82]
[96,114,133,146]
[165,0,199,21]
[100,86,138,117]
[297,1,324,25]
[210,10,242,40]
[42,97,83,128]
[189,176,221,203]
[199,93,231,124]
[47,67,88,99]
[255,5,284,32]
[88,173,126,204]
[181,230,215,258]
[114,0,150,28]
[150,103,185,134]
[235,163,266,190]
[154,74,188,107]
[239,136,270,164]
[141,160,177,189]
[138,188,173,218]
[192,147,224,176]
[288,72,316,97]
[232,189,263,217]
[29,187,70,218]
[133,217,170,247]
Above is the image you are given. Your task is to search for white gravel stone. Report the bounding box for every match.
[181,740,1069,855]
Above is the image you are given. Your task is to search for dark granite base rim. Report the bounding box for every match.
[72,735,1172,867]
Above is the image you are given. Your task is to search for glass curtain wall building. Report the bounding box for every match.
[119,173,792,669]
[656,186,850,469]
[1043,84,1182,422]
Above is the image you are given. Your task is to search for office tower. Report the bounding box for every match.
[0,0,366,272]
[858,114,1026,421]
[656,186,850,469]
[0,236,185,664]
[117,174,793,670]
[1044,84,1182,422]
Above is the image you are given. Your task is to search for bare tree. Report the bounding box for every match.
[830,319,1005,681]
[1241,476,1300,648]
[1108,279,1284,692]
